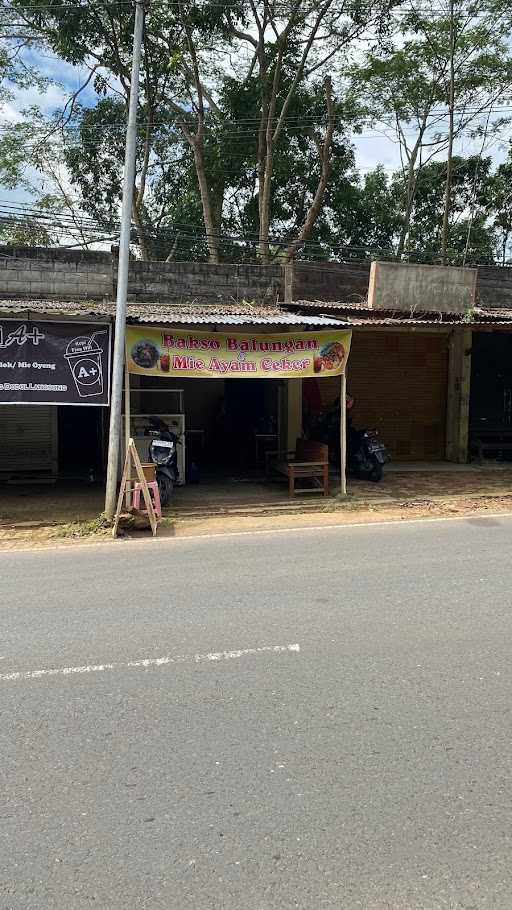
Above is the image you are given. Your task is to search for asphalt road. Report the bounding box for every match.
[2,515,512,909]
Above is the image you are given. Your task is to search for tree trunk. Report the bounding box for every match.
[192,138,220,264]
[441,0,455,265]
[132,193,151,261]
[396,154,420,258]
[259,143,274,264]
[286,77,335,261]
[257,99,268,258]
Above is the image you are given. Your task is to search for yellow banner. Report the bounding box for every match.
[126,326,351,380]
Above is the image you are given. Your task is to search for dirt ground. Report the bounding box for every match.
[2,467,512,550]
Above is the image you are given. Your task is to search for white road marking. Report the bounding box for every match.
[0,643,301,683]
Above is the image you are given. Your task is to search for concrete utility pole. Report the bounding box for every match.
[105,0,145,520]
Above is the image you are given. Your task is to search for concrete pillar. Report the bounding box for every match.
[445,327,472,462]
[284,263,293,303]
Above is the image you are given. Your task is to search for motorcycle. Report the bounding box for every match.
[347,424,389,482]
[145,416,180,506]
[311,398,390,482]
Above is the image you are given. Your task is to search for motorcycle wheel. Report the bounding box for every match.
[158,474,173,507]
[369,457,383,482]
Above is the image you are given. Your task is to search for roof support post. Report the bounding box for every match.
[446,327,472,462]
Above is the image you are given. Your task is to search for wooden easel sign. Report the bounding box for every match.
[112,438,158,538]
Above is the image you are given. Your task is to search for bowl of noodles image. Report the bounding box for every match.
[131,338,160,369]
[313,341,345,373]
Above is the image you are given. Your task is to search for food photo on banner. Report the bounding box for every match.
[126,327,352,379]
[0,320,112,405]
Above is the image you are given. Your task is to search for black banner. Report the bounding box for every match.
[0,320,111,405]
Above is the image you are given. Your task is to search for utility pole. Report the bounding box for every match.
[105,0,145,520]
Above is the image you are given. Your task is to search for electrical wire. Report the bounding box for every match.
[0,199,503,268]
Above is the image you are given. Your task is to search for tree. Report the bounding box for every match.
[351,0,512,259]
[327,166,401,258]
[0,218,53,247]
[7,0,393,262]
[394,155,497,264]
[219,0,392,262]
[490,154,512,266]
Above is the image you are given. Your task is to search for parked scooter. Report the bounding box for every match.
[312,396,390,482]
[347,424,389,482]
[145,416,180,506]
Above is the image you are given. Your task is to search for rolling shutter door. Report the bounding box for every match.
[306,331,449,462]
[0,406,58,477]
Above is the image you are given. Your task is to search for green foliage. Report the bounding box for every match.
[396,156,497,264]
[2,0,512,265]
[0,218,53,247]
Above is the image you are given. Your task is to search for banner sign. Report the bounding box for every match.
[0,320,111,405]
[126,326,352,380]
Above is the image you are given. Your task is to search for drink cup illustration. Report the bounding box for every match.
[65,331,105,398]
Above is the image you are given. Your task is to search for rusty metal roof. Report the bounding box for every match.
[291,299,512,326]
[3,296,512,329]
[0,298,345,327]
[292,299,373,311]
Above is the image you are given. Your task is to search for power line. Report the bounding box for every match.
[2,101,512,136]
[0,202,502,265]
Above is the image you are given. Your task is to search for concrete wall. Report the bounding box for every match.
[122,260,282,303]
[0,248,283,304]
[476,266,512,309]
[292,261,371,303]
[0,246,511,311]
[292,260,512,311]
[0,246,112,299]
[368,261,477,314]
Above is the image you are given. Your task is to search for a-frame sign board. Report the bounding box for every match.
[112,438,158,538]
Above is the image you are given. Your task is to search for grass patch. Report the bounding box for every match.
[53,512,176,539]
[54,513,111,539]
[159,515,175,528]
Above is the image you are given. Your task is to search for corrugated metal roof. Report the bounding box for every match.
[292,299,512,326]
[474,306,512,321]
[0,298,345,328]
[292,299,372,311]
[135,310,345,326]
[3,296,512,328]
[0,299,114,318]
[304,315,512,328]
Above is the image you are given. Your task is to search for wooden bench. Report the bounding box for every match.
[266,439,329,496]
[469,427,512,463]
